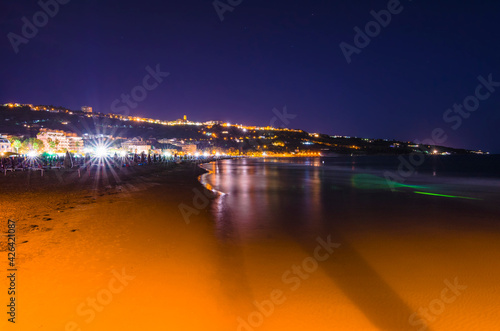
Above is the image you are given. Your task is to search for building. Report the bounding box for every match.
[81,106,93,113]
[203,120,223,125]
[121,137,151,154]
[0,135,12,154]
[182,144,197,155]
[158,138,177,144]
[37,129,84,153]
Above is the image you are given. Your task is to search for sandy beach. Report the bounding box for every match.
[1,160,500,331]
[0,164,236,330]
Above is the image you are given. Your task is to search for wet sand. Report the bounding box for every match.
[1,161,500,330]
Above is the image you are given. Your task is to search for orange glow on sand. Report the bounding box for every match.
[1,163,500,330]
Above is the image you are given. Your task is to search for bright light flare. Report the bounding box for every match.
[25,150,42,167]
[27,150,38,158]
[95,146,108,158]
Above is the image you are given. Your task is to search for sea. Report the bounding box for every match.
[201,155,500,241]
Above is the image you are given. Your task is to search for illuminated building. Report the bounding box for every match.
[37,129,84,153]
[81,106,93,113]
[121,137,151,154]
[0,135,12,153]
[182,144,197,155]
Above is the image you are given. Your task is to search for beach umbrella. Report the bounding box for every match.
[133,153,138,164]
[63,151,73,168]
[147,154,152,164]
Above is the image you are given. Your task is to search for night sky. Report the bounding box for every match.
[1,0,499,152]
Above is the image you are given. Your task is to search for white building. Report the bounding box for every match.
[37,129,84,153]
[121,137,151,154]
[0,135,12,153]
[182,144,197,155]
[81,106,93,113]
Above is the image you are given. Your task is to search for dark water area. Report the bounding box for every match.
[201,155,500,241]
[320,154,500,179]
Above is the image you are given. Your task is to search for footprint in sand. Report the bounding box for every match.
[43,217,52,221]
[70,229,78,232]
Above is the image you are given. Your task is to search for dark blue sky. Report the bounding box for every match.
[1,0,499,152]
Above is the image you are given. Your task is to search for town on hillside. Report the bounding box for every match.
[0,103,488,160]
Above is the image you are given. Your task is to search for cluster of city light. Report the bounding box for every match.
[5,102,307,135]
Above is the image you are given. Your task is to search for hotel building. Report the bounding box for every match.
[37,129,84,153]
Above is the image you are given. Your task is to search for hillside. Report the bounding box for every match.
[0,106,477,155]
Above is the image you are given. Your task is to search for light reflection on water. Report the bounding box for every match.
[203,158,360,242]
[201,156,500,242]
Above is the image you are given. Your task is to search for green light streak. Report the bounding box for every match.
[351,174,428,190]
[413,191,481,200]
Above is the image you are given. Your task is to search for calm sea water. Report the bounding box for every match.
[201,155,500,241]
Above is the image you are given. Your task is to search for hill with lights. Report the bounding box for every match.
[0,105,482,156]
